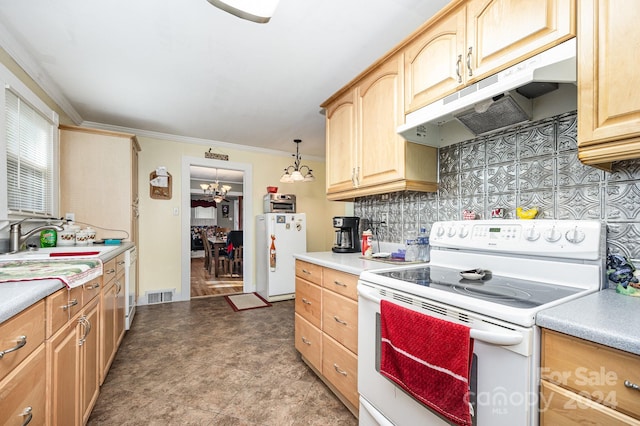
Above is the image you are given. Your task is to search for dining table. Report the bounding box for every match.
[208,237,227,278]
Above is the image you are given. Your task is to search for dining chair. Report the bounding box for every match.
[231,245,243,277]
[200,229,213,274]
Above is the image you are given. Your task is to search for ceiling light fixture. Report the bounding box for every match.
[280,139,315,183]
[206,0,280,24]
[200,169,232,203]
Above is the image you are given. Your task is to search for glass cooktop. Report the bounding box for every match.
[373,265,582,309]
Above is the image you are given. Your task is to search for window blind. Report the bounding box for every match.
[5,89,55,216]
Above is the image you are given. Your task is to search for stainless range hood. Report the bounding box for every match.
[397,38,577,146]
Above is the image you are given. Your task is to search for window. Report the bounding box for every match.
[0,63,59,219]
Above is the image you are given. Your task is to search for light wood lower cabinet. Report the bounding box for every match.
[541,329,640,424]
[294,259,359,416]
[0,301,46,425]
[48,296,100,425]
[0,344,47,426]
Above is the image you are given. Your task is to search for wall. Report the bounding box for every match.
[355,111,640,286]
[137,135,347,300]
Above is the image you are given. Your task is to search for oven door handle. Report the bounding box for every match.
[358,285,524,347]
[359,396,394,426]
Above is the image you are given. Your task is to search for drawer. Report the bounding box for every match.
[294,313,322,372]
[323,333,358,409]
[323,268,358,300]
[295,260,322,285]
[540,380,640,425]
[67,285,83,318]
[102,257,118,285]
[322,289,358,354]
[0,300,45,383]
[0,344,46,426]
[83,277,102,304]
[542,329,640,419]
[115,253,126,275]
[295,278,321,328]
[46,288,71,338]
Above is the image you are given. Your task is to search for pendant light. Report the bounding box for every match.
[280,139,315,183]
[200,169,232,203]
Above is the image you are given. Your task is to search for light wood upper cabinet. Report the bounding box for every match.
[59,125,140,245]
[325,90,357,194]
[323,53,438,201]
[404,0,575,114]
[577,0,640,169]
[404,3,466,112]
[467,0,575,83]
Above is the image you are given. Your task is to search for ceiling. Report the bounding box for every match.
[0,0,450,158]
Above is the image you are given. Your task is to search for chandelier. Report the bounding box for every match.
[280,139,315,183]
[200,169,232,203]
[206,0,280,24]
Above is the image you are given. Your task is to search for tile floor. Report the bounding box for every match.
[88,297,358,425]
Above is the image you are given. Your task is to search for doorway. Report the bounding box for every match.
[180,156,253,301]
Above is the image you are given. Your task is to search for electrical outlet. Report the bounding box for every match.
[172,207,179,216]
[65,212,75,221]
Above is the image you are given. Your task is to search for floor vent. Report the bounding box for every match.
[146,289,175,304]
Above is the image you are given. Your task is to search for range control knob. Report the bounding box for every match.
[458,226,469,239]
[447,226,457,238]
[524,226,540,241]
[436,226,445,237]
[544,226,562,242]
[565,227,586,244]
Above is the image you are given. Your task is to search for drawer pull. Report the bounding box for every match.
[301,298,312,305]
[117,260,126,266]
[301,336,311,346]
[333,316,347,325]
[78,316,92,346]
[624,380,640,391]
[301,269,311,275]
[85,282,100,290]
[0,335,27,359]
[333,364,347,376]
[105,268,116,275]
[333,280,347,287]
[21,406,32,426]
[62,298,79,311]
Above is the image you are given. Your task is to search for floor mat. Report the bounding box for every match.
[224,292,272,311]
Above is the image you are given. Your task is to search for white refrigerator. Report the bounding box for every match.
[256,213,307,301]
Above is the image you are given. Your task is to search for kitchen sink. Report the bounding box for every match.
[0,245,119,261]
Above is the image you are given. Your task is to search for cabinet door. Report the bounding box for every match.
[100,281,116,384]
[357,54,406,188]
[48,318,80,425]
[115,270,126,346]
[404,4,466,113]
[0,344,46,426]
[325,90,357,194]
[466,0,575,82]
[81,298,100,425]
[577,0,640,167]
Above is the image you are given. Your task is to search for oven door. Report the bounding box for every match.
[357,281,539,426]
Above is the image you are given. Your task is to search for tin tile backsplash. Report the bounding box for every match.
[354,111,640,274]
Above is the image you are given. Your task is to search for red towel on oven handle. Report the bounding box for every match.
[380,300,474,426]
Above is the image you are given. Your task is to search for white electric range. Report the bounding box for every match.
[357,219,605,426]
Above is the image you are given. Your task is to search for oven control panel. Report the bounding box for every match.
[429,220,603,260]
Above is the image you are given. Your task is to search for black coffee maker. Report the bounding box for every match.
[332,216,360,253]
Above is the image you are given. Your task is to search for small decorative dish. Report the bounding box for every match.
[459,268,485,280]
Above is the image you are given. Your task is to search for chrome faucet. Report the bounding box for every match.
[9,220,64,252]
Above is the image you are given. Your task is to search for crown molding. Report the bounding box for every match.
[0,21,83,124]
[81,120,325,162]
